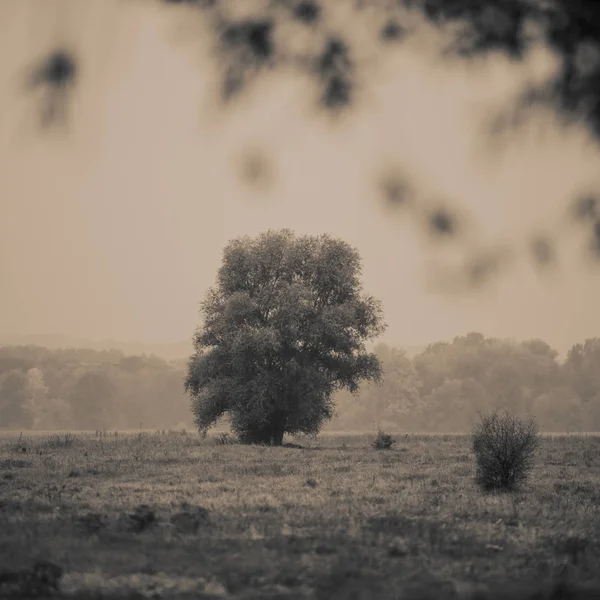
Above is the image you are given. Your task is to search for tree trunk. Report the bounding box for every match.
[240,411,288,445]
[273,425,285,446]
[270,411,287,446]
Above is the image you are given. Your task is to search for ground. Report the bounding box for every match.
[0,430,599,599]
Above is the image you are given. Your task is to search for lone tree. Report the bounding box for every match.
[185,229,386,445]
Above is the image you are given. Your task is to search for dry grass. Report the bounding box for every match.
[0,430,599,599]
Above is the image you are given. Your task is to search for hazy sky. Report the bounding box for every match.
[1,0,599,355]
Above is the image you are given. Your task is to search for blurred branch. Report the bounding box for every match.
[5,0,600,288]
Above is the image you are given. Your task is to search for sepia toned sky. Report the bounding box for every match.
[0,0,599,356]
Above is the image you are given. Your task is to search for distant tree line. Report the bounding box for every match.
[1,333,599,433]
[329,333,600,434]
[0,346,192,430]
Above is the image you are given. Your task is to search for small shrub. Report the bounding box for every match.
[170,504,210,534]
[472,410,539,492]
[0,561,63,597]
[45,433,77,449]
[372,430,396,450]
[77,512,108,535]
[126,504,157,533]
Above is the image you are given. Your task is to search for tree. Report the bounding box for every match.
[185,229,386,445]
[25,367,49,429]
[563,338,600,405]
[0,369,33,429]
[532,386,582,433]
[69,370,116,430]
[361,343,420,430]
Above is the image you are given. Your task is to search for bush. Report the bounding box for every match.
[472,411,539,492]
[372,430,396,450]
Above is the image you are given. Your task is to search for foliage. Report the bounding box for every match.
[18,0,600,140]
[1,332,599,434]
[3,0,600,298]
[329,333,590,434]
[0,345,193,431]
[0,370,33,429]
[472,410,539,492]
[372,429,396,450]
[185,229,386,445]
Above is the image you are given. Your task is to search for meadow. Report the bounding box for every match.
[0,430,599,599]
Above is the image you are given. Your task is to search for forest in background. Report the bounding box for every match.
[0,332,598,433]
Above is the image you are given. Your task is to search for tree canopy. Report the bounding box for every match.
[185,229,386,444]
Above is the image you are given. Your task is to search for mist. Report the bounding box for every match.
[1,333,599,434]
[2,4,600,594]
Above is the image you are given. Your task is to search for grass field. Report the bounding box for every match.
[1,430,600,599]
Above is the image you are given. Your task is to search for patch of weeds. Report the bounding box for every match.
[214,432,238,445]
[313,563,385,600]
[368,513,413,536]
[554,481,571,494]
[170,504,210,534]
[44,433,77,449]
[453,465,472,477]
[0,459,31,469]
[240,463,288,478]
[367,514,482,558]
[41,483,68,503]
[372,430,396,450]
[454,453,471,462]
[11,433,28,454]
[314,543,336,555]
[76,512,108,535]
[367,495,386,506]
[0,499,23,513]
[387,536,410,557]
[333,465,351,473]
[571,483,600,504]
[0,560,63,597]
[555,534,591,565]
[124,504,157,533]
[198,474,220,484]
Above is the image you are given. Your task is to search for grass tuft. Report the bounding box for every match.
[372,430,396,450]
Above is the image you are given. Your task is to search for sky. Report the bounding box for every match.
[0,0,599,357]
